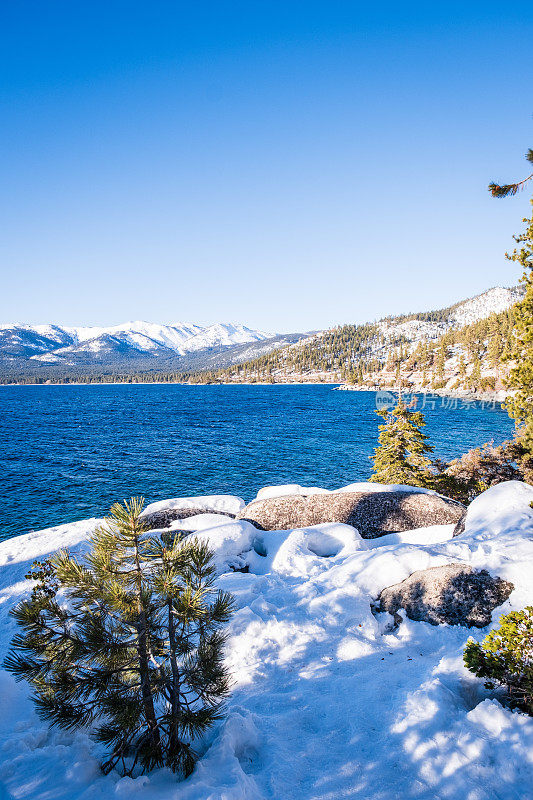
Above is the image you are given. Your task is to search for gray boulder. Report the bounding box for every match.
[376,564,513,627]
[238,490,465,538]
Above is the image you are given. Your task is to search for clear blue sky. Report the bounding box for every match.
[1,1,532,333]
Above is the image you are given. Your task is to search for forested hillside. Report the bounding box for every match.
[1,286,521,389]
[187,290,521,391]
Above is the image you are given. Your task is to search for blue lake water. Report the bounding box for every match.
[0,384,516,542]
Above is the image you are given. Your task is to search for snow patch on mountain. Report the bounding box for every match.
[375,286,523,357]
[57,321,272,355]
[450,286,524,327]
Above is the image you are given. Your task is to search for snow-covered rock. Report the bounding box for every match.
[192,520,258,575]
[253,481,439,502]
[142,494,245,516]
[141,494,245,529]
[248,522,367,578]
[453,480,533,537]
[254,484,330,501]
[377,563,514,627]
[170,512,240,532]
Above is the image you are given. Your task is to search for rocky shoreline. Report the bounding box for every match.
[334,383,511,406]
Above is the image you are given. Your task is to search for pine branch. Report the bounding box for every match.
[489,175,533,198]
[489,149,533,197]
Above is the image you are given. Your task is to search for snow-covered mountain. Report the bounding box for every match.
[0,320,281,371]
[378,286,524,351]
[0,286,523,380]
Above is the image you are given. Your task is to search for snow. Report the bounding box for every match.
[369,286,523,363]
[254,484,330,501]
[333,481,438,495]
[3,321,273,362]
[253,481,438,503]
[194,521,257,575]
[141,494,245,517]
[1,481,533,799]
[183,323,273,353]
[29,352,62,363]
[456,480,533,537]
[451,286,524,327]
[171,512,240,531]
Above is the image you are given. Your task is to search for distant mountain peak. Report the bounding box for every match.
[0,320,276,372]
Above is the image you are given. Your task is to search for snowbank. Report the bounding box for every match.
[253,481,438,503]
[168,512,238,532]
[0,481,532,799]
[192,520,257,575]
[456,480,533,539]
[142,494,245,517]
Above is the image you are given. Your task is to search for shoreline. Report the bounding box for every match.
[0,380,509,404]
[334,384,510,405]
[0,380,339,388]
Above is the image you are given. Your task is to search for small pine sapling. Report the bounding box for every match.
[464,607,533,715]
[4,498,234,778]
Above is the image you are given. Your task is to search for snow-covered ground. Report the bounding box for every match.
[1,481,532,799]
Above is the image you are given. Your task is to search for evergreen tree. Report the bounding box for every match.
[436,342,447,380]
[487,316,503,368]
[504,200,533,464]
[370,400,434,487]
[470,352,482,388]
[464,606,533,714]
[4,498,234,778]
[489,141,533,477]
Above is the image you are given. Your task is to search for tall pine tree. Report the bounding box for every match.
[504,200,533,469]
[4,498,234,778]
[489,145,533,479]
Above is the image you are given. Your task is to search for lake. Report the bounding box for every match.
[0,384,515,542]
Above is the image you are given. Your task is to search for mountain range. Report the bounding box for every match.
[0,321,313,376]
[0,286,523,382]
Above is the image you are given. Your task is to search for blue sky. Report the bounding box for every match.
[1,2,532,333]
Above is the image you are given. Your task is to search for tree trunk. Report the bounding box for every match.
[167,599,181,758]
[133,530,162,757]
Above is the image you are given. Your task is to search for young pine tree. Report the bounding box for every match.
[4,498,234,778]
[370,400,433,487]
[464,606,533,715]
